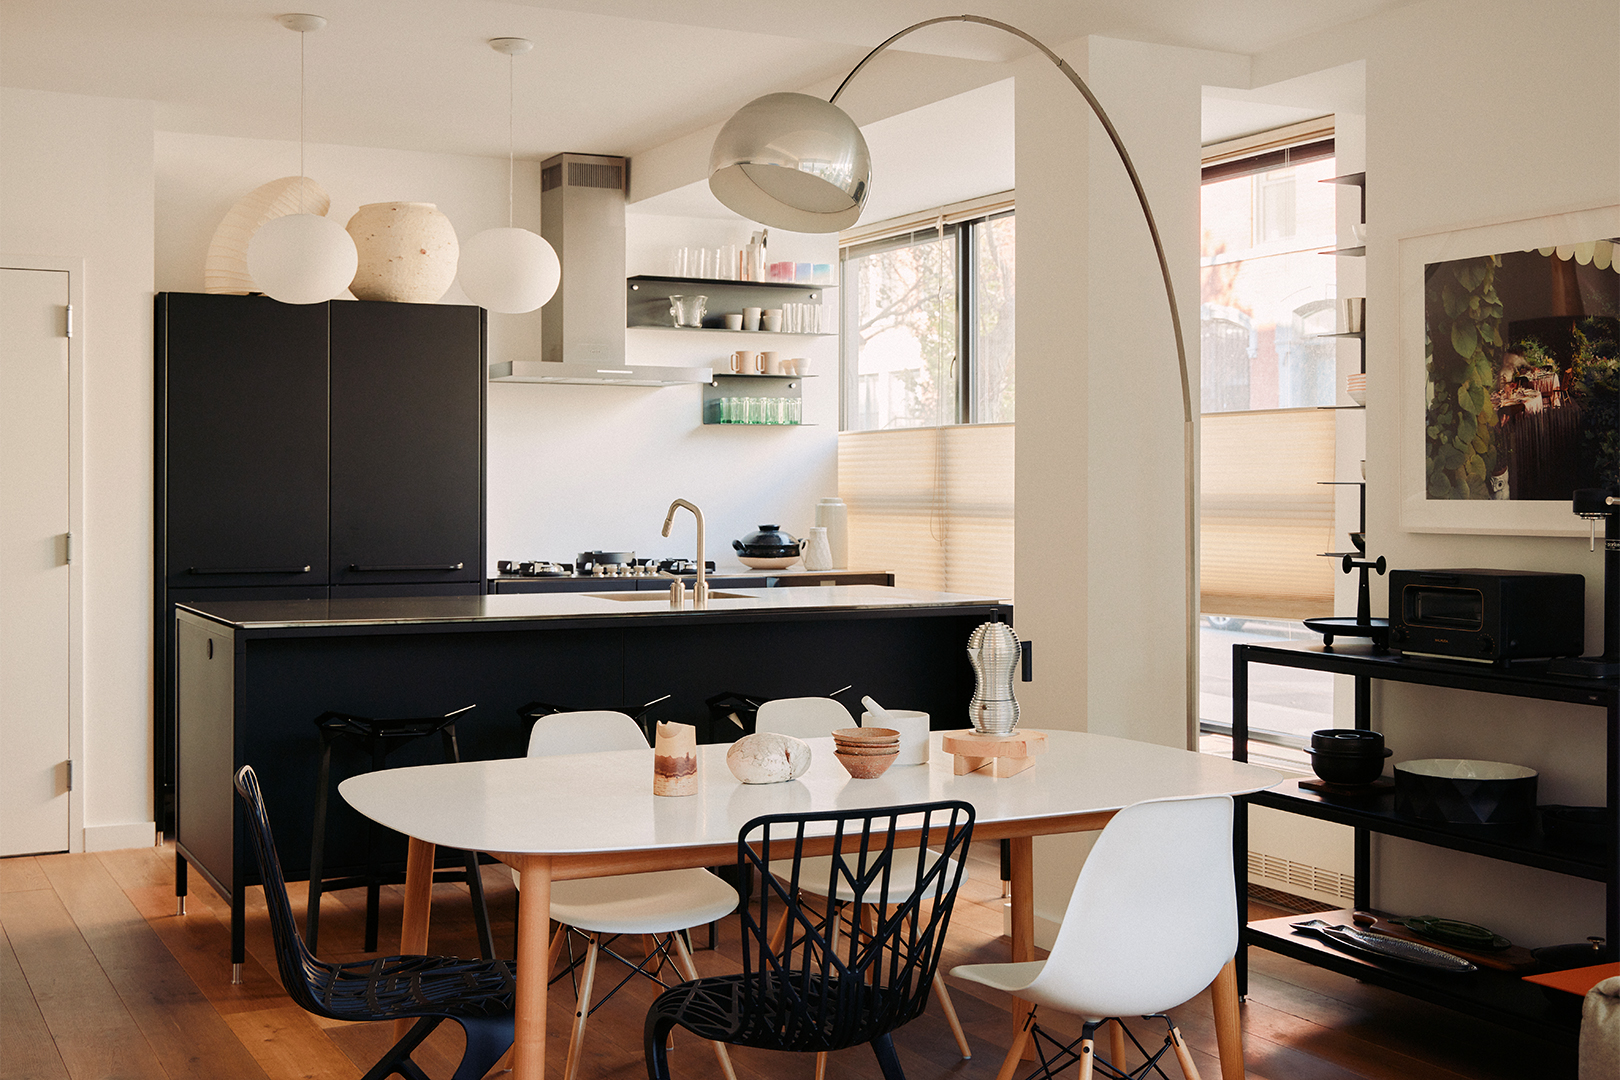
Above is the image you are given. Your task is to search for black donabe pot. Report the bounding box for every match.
[733,525,802,558]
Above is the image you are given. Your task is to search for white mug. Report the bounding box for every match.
[743,307,762,331]
[730,350,760,374]
[723,313,744,331]
[761,351,783,374]
[761,312,782,332]
[864,709,930,766]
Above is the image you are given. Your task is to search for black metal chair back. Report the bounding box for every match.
[646,800,973,1079]
[234,765,515,1080]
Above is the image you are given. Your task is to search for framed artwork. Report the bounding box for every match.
[1399,204,1620,534]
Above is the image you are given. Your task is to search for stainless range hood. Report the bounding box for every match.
[489,152,710,387]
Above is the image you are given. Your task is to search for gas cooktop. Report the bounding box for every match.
[495,557,717,579]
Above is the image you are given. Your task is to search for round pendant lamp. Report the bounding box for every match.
[458,37,561,314]
[248,211,357,306]
[708,92,871,233]
[247,13,356,305]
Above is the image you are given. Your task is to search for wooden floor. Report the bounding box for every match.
[1,839,1576,1080]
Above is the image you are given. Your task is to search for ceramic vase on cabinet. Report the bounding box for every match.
[346,202,459,303]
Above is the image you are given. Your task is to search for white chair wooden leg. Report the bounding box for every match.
[1169,1023,1204,1080]
[670,931,738,1080]
[1077,1033,1096,1080]
[993,1007,1036,1080]
[1109,1018,1128,1072]
[547,921,568,979]
[562,934,599,1080]
[814,1051,829,1080]
[932,971,971,1058]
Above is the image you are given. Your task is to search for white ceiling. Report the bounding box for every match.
[3,0,1410,162]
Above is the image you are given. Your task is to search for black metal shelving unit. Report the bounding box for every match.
[1231,640,1618,1041]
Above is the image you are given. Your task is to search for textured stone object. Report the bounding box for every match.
[726,732,812,784]
[346,201,459,303]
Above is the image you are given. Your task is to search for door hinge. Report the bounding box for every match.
[64,532,72,564]
[66,760,74,791]
[64,304,73,338]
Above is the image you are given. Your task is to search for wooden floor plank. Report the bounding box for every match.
[222,1004,364,1080]
[0,857,50,894]
[1,925,71,1080]
[35,853,270,1080]
[0,887,168,1080]
[2,841,1587,1080]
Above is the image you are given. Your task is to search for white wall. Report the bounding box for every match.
[1247,0,1620,946]
[1,88,155,848]
[1014,36,1248,937]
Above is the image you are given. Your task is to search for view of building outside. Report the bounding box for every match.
[1199,152,1340,758]
[847,231,958,431]
[842,213,1016,431]
[1200,157,1339,412]
[973,214,1016,423]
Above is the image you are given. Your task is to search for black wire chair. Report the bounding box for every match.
[644,800,974,1080]
[234,765,516,1080]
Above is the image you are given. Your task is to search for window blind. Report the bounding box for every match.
[838,424,1014,599]
[1200,408,1336,619]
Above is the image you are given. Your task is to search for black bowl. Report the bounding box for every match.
[1305,747,1388,786]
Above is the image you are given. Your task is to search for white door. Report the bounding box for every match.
[0,267,72,855]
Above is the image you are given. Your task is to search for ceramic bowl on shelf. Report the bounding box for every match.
[1346,372,1367,406]
[1394,759,1537,825]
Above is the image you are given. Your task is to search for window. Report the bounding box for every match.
[1198,128,1341,765]
[835,198,1016,599]
[840,209,1015,430]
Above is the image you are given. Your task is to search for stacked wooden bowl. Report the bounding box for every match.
[831,727,899,779]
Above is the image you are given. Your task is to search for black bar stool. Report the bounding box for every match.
[307,704,495,959]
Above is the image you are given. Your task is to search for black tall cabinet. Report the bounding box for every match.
[155,292,486,826]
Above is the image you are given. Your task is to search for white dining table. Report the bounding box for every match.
[342,729,1280,1080]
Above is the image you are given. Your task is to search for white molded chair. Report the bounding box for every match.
[951,794,1237,1080]
[753,696,856,740]
[521,712,739,1080]
[755,697,972,1069]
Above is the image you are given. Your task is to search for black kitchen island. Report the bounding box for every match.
[172,585,1011,972]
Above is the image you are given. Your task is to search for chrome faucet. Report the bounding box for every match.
[661,499,708,607]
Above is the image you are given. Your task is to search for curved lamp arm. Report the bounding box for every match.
[831,15,1192,425]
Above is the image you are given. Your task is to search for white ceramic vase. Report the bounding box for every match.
[346,202,459,303]
[802,526,833,571]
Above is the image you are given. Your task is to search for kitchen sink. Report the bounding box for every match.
[589,591,752,601]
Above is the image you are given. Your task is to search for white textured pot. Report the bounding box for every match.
[346,202,459,303]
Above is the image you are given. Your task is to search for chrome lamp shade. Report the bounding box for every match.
[708,92,871,233]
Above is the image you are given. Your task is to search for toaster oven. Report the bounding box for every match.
[1388,568,1584,662]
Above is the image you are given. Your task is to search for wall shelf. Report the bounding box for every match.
[627,275,832,332]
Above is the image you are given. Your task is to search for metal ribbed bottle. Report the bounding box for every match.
[967,621,1020,734]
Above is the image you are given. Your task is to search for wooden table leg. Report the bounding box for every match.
[1210,958,1245,1080]
[1008,835,1035,1060]
[513,855,553,1080]
[394,837,437,1040]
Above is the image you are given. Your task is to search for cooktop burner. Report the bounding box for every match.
[497,560,574,578]
[658,558,715,575]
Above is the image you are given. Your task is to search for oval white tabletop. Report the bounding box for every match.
[340,729,1282,859]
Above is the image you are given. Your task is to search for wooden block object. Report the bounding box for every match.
[942,730,1047,777]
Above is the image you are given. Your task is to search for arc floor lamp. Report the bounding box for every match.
[708,14,1198,738]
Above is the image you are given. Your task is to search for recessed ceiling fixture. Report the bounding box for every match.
[246,13,357,305]
[457,37,561,314]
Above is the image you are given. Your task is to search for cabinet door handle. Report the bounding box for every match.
[348,563,465,572]
[189,565,312,575]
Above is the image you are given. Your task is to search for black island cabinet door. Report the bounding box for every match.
[159,293,330,589]
[328,300,485,588]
